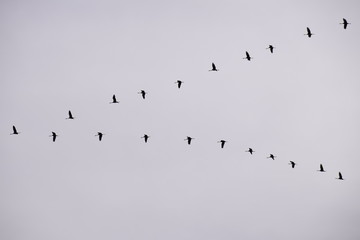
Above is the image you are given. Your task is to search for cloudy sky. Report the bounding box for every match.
[1,0,360,239]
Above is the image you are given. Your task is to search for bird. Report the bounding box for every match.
[95,132,104,141]
[318,164,325,172]
[11,125,19,135]
[50,132,58,142]
[243,51,252,61]
[305,27,314,38]
[289,161,296,168]
[218,140,226,148]
[184,136,193,145]
[246,148,254,154]
[142,134,149,143]
[110,94,119,104]
[340,18,350,29]
[209,62,218,71]
[336,172,344,180]
[66,110,74,119]
[175,80,183,89]
[267,154,276,160]
[138,90,147,99]
[266,45,274,53]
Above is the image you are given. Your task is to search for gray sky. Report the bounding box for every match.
[1,0,360,239]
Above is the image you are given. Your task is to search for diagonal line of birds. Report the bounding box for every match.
[9,20,351,181]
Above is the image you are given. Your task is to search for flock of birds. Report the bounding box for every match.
[9,19,352,181]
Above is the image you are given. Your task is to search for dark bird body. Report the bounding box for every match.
[246,148,254,154]
[66,110,74,119]
[336,172,344,180]
[185,136,193,145]
[176,80,183,89]
[305,27,314,38]
[267,45,274,53]
[289,161,296,168]
[142,134,149,143]
[95,132,104,141]
[243,51,252,61]
[110,94,119,104]
[138,90,147,99]
[267,154,276,160]
[318,164,325,172]
[218,140,226,148]
[209,62,218,71]
[11,125,19,135]
[340,18,350,29]
[50,132,58,142]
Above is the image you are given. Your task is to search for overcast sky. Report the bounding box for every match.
[1,0,360,239]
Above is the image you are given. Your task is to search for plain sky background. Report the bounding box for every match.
[1,0,360,239]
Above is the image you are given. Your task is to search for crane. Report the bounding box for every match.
[305,27,314,38]
[218,140,226,148]
[243,51,252,61]
[267,154,276,160]
[340,18,350,29]
[246,148,254,154]
[110,94,119,104]
[318,164,325,172]
[66,110,74,119]
[289,161,296,168]
[11,125,19,135]
[336,172,344,180]
[175,80,183,89]
[142,134,149,143]
[138,90,147,99]
[266,45,274,53]
[50,132,58,142]
[209,62,218,71]
[185,136,193,145]
[95,132,104,141]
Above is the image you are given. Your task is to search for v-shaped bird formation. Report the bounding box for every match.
[9,19,351,181]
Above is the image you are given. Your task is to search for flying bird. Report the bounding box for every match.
[66,110,74,119]
[209,62,218,71]
[138,90,147,99]
[50,132,58,142]
[266,45,274,53]
[340,18,350,29]
[184,136,193,145]
[246,148,254,154]
[110,94,119,104]
[267,154,276,160]
[305,27,314,38]
[142,134,149,143]
[318,164,325,172]
[218,140,226,148]
[289,161,296,168]
[336,172,344,180]
[175,80,183,89]
[95,132,104,141]
[11,125,19,135]
[243,51,252,61]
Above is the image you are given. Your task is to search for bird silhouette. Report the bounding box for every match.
[142,134,149,143]
[175,80,183,89]
[289,161,296,168]
[11,125,19,135]
[243,51,252,61]
[110,94,119,104]
[305,27,314,38]
[340,18,350,29]
[246,148,254,154]
[138,90,147,99]
[318,164,325,172]
[336,172,344,180]
[95,132,104,141]
[218,140,226,148]
[267,154,276,160]
[209,62,218,71]
[267,45,274,53]
[50,132,58,142]
[184,136,193,145]
[66,110,74,119]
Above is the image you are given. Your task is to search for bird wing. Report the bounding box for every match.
[320,164,324,171]
[246,51,250,58]
[212,63,216,70]
[53,135,56,142]
[68,111,73,118]
[13,125,17,133]
[339,172,342,179]
[113,95,116,102]
[307,27,311,34]
[99,134,102,141]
